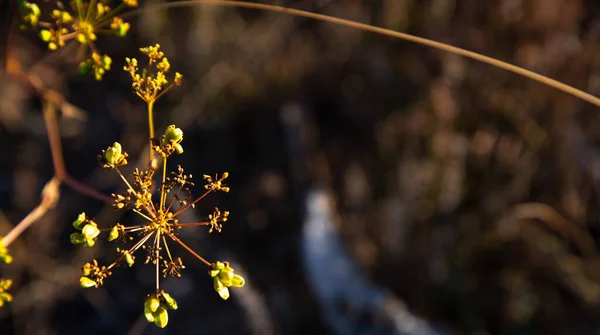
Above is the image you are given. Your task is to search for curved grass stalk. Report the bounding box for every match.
[116,0,600,108]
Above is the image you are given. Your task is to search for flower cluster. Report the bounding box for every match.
[19,0,138,80]
[71,125,243,327]
[210,261,245,300]
[144,291,178,328]
[124,45,183,104]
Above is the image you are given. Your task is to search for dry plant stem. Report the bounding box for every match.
[119,0,600,108]
[1,177,61,248]
[43,101,112,203]
[167,233,212,266]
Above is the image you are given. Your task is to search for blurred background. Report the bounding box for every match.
[2,0,600,334]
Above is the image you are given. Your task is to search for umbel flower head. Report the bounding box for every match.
[124,44,183,104]
[19,0,138,80]
[72,125,244,328]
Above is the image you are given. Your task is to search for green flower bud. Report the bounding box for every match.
[107,226,119,242]
[163,125,184,154]
[124,251,135,267]
[102,55,112,70]
[105,142,122,165]
[218,269,234,287]
[214,278,229,300]
[144,310,155,323]
[116,23,130,37]
[161,292,178,310]
[80,277,97,288]
[70,232,86,244]
[145,295,160,313]
[82,223,100,240]
[73,212,87,230]
[153,306,168,328]
[231,274,245,288]
[39,30,52,42]
[78,60,92,75]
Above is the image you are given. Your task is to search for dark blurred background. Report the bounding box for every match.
[3,0,600,334]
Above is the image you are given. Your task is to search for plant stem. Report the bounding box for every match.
[172,189,212,217]
[155,230,161,293]
[120,0,600,108]
[147,100,155,166]
[167,233,212,267]
[2,178,60,248]
[160,156,167,211]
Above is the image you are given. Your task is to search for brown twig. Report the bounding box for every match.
[43,100,112,203]
[1,177,61,248]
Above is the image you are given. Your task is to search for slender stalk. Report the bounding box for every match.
[129,231,154,255]
[167,233,212,266]
[165,184,184,213]
[155,230,161,292]
[172,189,212,217]
[162,235,174,262]
[160,157,168,211]
[173,222,209,227]
[117,0,600,108]
[132,208,154,222]
[147,100,155,166]
[85,0,97,23]
[106,231,154,270]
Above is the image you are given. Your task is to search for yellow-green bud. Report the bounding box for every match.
[145,295,160,313]
[124,251,135,267]
[70,232,86,244]
[231,274,245,287]
[107,226,119,242]
[73,212,87,230]
[214,278,229,300]
[80,277,97,288]
[218,269,234,287]
[161,292,178,310]
[82,223,100,240]
[163,125,184,154]
[153,307,168,328]
[104,142,123,166]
